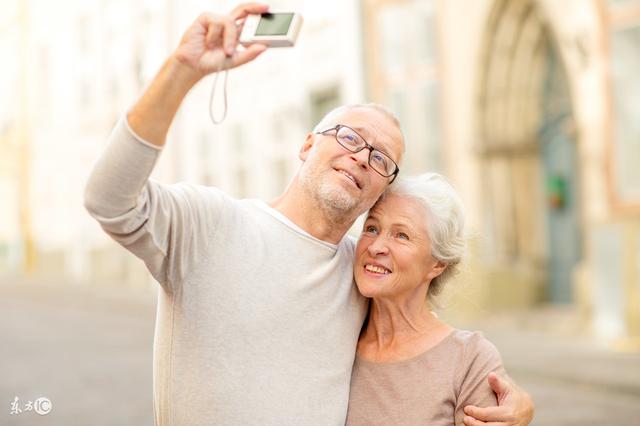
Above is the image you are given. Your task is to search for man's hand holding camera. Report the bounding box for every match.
[173,3,270,84]
[128,2,270,146]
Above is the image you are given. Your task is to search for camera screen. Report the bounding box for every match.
[256,13,294,36]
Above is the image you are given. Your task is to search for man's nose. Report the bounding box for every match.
[349,148,370,170]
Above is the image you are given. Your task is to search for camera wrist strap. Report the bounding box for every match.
[209,57,231,125]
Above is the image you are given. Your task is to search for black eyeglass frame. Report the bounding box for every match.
[316,124,400,183]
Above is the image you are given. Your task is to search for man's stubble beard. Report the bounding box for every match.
[298,160,366,223]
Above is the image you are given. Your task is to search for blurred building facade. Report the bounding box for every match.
[361,0,640,341]
[1,0,638,342]
[0,0,181,290]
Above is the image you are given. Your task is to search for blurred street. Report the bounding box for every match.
[1,278,155,426]
[456,311,640,426]
[1,278,640,425]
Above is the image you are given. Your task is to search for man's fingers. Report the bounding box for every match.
[197,13,224,49]
[464,404,515,423]
[199,14,242,57]
[205,23,222,48]
[465,404,498,421]
[230,2,269,21]
[236,19,246,39]
[198,33,266,72]
[222,18,238,55]
[462,416,502,426]
[230,43,267,68]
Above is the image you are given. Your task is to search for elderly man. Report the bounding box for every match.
[84,3,533,425]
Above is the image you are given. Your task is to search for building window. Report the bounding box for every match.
[608,1,640,207]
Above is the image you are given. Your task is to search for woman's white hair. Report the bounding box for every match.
[381,172,466,298]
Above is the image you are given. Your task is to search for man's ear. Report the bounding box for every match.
[299,133,315,161]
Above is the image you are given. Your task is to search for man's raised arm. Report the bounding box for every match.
[85,3,270,217]
[83,4,269,290]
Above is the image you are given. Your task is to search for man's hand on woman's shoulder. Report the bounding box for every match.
[463,373,534,426]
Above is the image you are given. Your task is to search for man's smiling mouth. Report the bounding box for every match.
[336,169,361,189]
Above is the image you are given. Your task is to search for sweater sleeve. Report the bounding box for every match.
[84,116,225,293]
[454,332,506,425]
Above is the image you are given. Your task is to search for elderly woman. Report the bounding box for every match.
[346,173,510,425]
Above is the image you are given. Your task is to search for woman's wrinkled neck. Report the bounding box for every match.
[357,292,453,362]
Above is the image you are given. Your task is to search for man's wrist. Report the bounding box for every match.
[167,53,204,90]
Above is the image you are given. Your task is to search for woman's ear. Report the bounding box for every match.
[299,133,315,161]
[428,260,448,281]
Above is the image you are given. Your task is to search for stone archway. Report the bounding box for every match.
[477,0,581,303]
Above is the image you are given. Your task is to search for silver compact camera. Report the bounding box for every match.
[239,12,303,47]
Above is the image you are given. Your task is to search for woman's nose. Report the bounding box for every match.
[367,236,389,256]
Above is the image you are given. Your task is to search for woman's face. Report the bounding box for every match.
[354,193,446,300]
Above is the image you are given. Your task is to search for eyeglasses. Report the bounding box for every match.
[317,124,400,183]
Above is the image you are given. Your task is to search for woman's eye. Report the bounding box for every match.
[397,232,409,240]
[364,225,378,234]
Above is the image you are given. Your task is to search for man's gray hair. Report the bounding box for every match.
[382,173,466,299]
[312,103,405,153]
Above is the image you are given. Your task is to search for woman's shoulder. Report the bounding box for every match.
[446,329,506,421]
[448,329,497,348]
[446,329,503,365]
